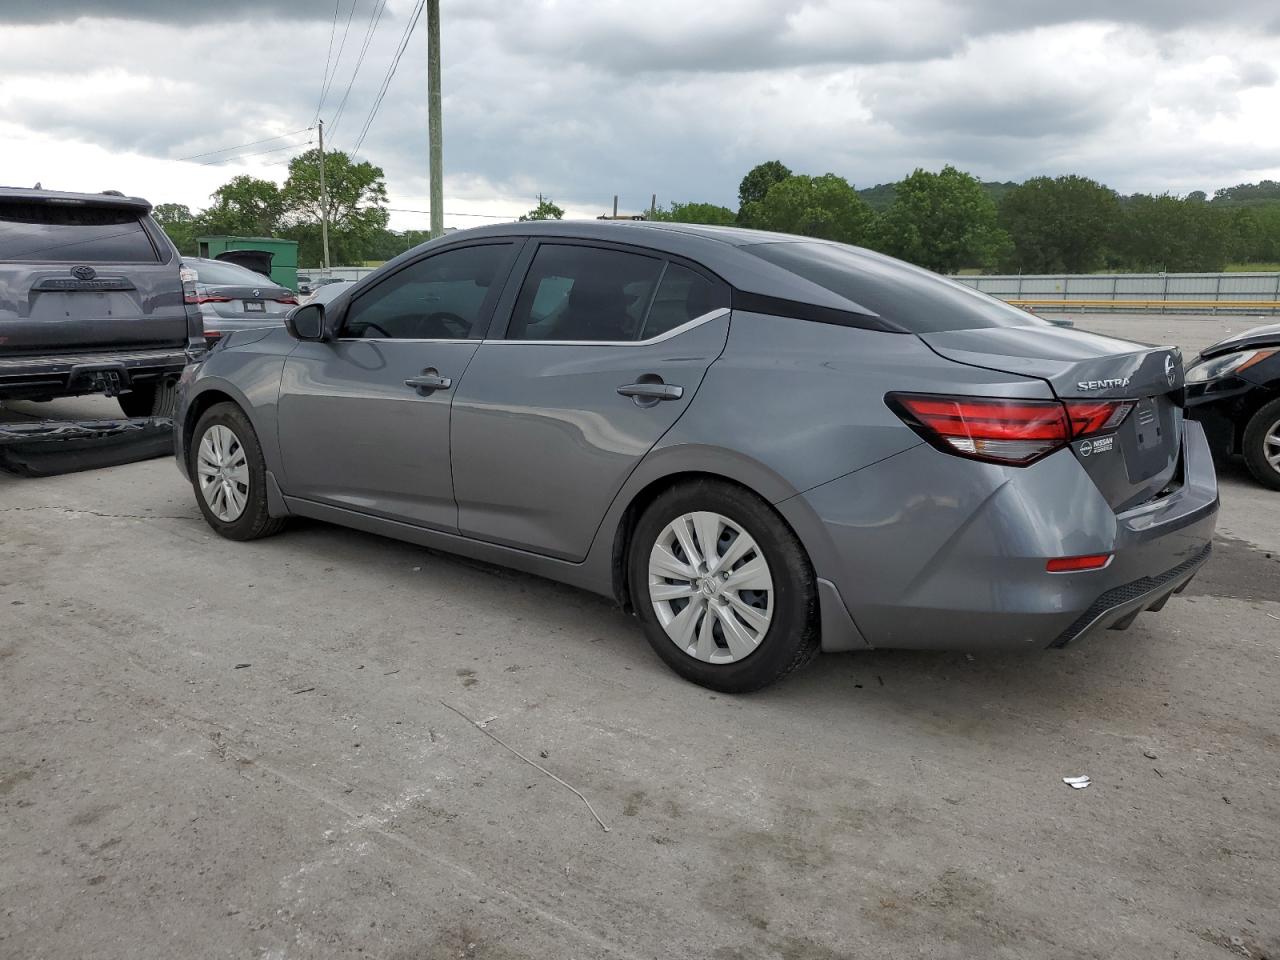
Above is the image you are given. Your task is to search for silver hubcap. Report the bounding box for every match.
[197,424,249,522]
[1265,418,1280,472]
[648,511,774,664]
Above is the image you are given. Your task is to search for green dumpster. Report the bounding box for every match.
[196,236,299,292]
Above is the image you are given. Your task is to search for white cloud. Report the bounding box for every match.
[1,0,1278,231]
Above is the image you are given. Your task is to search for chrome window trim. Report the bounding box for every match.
[483,307,730,347]
[332,337,477,344]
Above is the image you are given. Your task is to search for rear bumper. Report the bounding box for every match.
[0,347,192,401]
[782,420,1219,652]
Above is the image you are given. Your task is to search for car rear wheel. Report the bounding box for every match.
[1242,397,1280,490]
[628,479,818,693]
[190,402,285,540]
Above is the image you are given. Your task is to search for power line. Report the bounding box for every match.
[195,139,314,166]
[316,0,359,122]
[177,128,312,163]
[314,0,342,124]
[327,0,390,138]
[349,0,426,157]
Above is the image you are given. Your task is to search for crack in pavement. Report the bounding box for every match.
[0,506,195,521]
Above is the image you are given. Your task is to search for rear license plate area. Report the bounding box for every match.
[244,301,265,313]
[1134,397,1163,450]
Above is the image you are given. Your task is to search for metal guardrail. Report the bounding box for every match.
[954,271,1280,314]
[1008,299,1280,312]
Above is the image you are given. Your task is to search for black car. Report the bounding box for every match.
[1185,322,1280,489]
[0,187,203,417]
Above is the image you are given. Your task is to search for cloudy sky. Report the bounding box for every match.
[2,0,1280,230]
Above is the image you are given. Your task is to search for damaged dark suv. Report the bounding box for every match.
[0,187,203,417]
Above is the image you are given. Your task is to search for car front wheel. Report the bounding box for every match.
[190,402,285,540]
[1243,397,1280,490]
[628,479,818,693]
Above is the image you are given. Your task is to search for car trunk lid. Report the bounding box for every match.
[197,284,294,321]
[920,326,1185,512]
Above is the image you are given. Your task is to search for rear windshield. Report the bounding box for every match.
[0,202,160,263]
[744,241,1047,333]
[187,259,275,286]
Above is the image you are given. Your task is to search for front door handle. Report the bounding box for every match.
[618,382,683,402]
[405,370,452,392]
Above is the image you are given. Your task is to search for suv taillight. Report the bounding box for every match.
[180,266,199,305]
[887,394,1134,466]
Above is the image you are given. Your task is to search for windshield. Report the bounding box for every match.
[744,241,1048,334]
[187,259,275,286]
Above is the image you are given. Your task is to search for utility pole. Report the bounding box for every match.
[317,119,331,273]
[427,0,444,239]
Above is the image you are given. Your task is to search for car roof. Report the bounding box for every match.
[0,186,152,212]
[388,219,884,322]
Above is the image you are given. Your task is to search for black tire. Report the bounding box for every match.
[1242,397,1280,491]
[117,378,177,418]
[189,402,286,541]
[628,479,819,693]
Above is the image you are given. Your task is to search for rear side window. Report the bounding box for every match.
[507,244,664,342]
[745,241,1047,333]
[641,264,727,339]
[0,202,160,263]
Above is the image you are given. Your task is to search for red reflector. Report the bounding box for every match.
[1046,554,1112,573]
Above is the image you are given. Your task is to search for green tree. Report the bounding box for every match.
[737,160,792,221]
[202,176,285,237]
[1211,180,1280,206]
[1112,194,1231,271]
[743,173,875,244]
[518,197,565,221]
[875,165,1007,272]
[281,148,389,264]
[648,201,736,225]
[152,202,200,255]
[998,175,1120,273]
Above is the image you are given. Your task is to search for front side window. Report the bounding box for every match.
[342,243,511,340]
[0,202,159,263]
[507,244,664,342]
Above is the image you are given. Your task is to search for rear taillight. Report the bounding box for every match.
[887,394,1134,467]
[180,267,199,305]
[275,295,298,305]
[187,294,232,305]
[1062,400,1134,436]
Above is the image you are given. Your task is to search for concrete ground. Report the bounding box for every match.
[2,315,1279,959]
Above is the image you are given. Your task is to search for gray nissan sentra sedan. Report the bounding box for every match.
[174,221,1218,692]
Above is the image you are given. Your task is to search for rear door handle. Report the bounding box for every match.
[618,382,683,402]
[405,372,452,391]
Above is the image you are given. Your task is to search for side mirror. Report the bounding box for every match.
[286,303,327,341]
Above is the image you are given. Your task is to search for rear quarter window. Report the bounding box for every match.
[0,202,160,263]
[745,241,1048,334]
